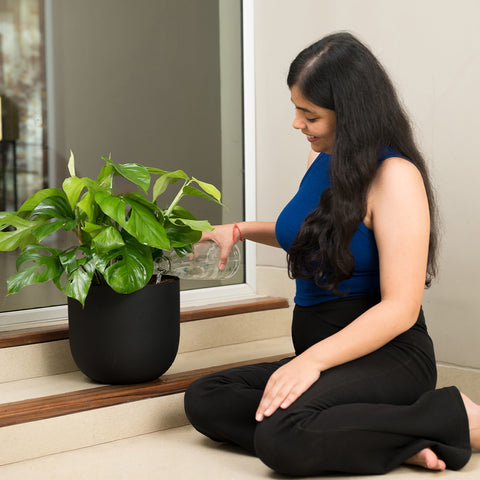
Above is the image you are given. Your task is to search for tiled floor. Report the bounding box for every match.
[1,424,478,479]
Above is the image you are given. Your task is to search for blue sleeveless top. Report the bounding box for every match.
[275,147,402,306]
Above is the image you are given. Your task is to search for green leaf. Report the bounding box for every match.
[62,267,94,306]
[62,176,85,211]
[92,226,125,254]
[94,191,127,225]
[182,185,225,207]
[170,217,213,232]
[103,237,153,294]
[30,195,74,220]
[164,220,202,247]
[96,164,114,189]
[79,250,109,275]
[82,222,104,234]
[17,188,66,215]
[15,244,63,268]
[33,220,72,241]
[95,191,170,250]
[0,215,43,251]
[74,175,111,221]
[77,191,96,220]
[20,195,76,242]
[192,177,222,202]
[80,177,100,192]
[147,167,189,179]
[152,176,181,201]
[170,205,196,220]
[102,156,151,193]
[58,249,80,275]
[7,248,64,294]
[123,192,157,211]
[53,247,99,305]
[152,170,189,201]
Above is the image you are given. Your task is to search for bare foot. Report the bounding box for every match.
[461,392,480,450]
[405,448,446,471]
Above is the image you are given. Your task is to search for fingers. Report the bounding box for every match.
[255,379,281,421]
[255,357,322,422]
[255,376,300,422]
[218,245,233,270]
[200,224,236,270]
[279,390,300,410]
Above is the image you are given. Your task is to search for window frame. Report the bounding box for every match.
[0,0,256,328]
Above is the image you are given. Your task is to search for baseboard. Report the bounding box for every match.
[437,363,480,402]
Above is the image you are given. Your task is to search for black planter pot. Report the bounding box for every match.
[68,276,180,384]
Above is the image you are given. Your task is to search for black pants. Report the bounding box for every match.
[184,296,471,476]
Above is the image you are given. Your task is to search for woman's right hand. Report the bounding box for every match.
[200,224,240,270]
[200,221,278,270]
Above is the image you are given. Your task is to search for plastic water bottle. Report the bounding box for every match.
[155,241,241,280]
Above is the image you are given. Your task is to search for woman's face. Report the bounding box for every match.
[290,85,336,154]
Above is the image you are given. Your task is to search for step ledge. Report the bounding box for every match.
[0,296,289,349]
[0,353,291,428]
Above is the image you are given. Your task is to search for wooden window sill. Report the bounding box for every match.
[0,296,289,348]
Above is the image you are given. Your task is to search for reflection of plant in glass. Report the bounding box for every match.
[1,0,46,199]
[0,152,223,305]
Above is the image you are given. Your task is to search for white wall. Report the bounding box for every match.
[253,0,480,368]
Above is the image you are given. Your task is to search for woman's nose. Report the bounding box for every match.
[292,113,305,130]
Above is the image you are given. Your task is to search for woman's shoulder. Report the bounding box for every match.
[376,147,420,182]
[373,155,424,194]
[364,154,426,229]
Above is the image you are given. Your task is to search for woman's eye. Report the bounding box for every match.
[306,117,318,123]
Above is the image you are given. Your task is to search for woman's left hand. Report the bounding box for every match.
[255,353,321,422]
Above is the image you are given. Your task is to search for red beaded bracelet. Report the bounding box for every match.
[233,223,244,242]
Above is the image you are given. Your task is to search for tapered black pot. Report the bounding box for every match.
[68,276,180,384]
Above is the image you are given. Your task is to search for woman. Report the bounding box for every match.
[184,32,480,476]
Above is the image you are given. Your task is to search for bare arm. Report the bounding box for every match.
[236,221,280,247]
[256,157,431,420]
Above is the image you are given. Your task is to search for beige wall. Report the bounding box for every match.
[253,0,480,368]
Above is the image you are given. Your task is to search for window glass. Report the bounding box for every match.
[0,0,245,317]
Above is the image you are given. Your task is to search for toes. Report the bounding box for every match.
[423,449,446,471]
[406,448,446,471]
[425,455,446,471]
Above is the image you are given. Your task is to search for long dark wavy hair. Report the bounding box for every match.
[286,32,438,294]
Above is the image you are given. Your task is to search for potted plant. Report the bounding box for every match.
[0,152,223,384]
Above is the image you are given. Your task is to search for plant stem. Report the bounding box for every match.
[164,179,191,217]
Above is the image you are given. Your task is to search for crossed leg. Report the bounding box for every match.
[185,317,473,476]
